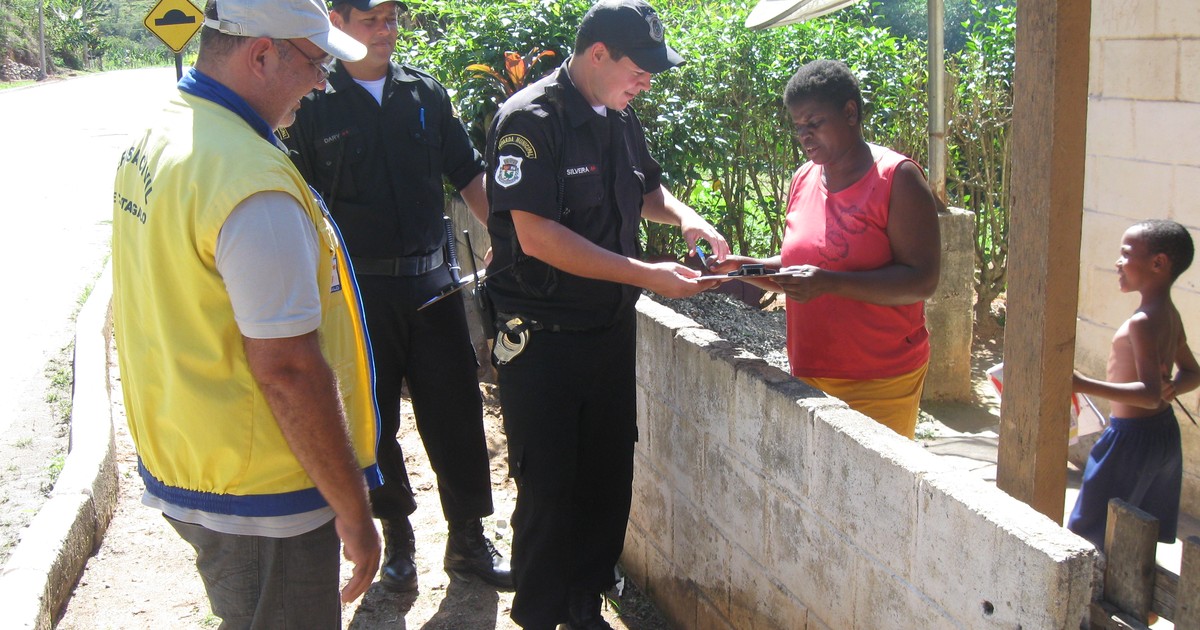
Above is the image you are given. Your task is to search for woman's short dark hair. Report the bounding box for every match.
[783,59,865,122]
[1134,219,1195,280]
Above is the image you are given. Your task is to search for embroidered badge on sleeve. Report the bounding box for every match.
[495,155,524,188]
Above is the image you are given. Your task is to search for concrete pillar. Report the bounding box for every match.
[923,207,975,402]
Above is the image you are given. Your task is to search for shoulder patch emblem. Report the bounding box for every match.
[498,134,537,159]
[495,155,524,188]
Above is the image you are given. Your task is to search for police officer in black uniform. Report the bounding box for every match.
[485,2,729,627]
[281,0,511,592]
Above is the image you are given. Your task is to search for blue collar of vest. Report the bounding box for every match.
[178,68,276,145]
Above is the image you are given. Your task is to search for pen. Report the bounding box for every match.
[695,246,712,270]
[419,107,425,129]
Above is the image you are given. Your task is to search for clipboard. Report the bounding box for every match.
[691,270,805,282]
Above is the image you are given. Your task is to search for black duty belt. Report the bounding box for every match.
[495,312,606,334]
[351,249,444,277]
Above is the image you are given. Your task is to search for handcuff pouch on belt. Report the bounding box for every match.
[492,314,536,365]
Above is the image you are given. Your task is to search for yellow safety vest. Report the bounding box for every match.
[112,92,379,515]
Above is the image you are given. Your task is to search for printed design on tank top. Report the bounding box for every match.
[818,202,870,263]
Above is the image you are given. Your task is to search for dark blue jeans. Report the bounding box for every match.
[166,516,341,629]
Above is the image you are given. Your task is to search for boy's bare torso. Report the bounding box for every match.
[1107,297,1183,418]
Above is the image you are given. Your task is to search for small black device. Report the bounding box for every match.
[727,263,769,277]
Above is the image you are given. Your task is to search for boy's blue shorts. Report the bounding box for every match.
[1067,406,1182,549]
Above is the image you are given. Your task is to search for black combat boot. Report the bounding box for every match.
[564,589,614,630]
[379,517,418,592]
[443,518,514,589]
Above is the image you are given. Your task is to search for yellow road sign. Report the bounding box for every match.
[144,0,203,54]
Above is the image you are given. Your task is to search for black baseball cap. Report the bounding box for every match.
[578,0,684,74]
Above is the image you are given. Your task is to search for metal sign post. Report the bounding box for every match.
[143,0,203,81]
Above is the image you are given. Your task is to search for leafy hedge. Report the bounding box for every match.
[399,0,1012,310]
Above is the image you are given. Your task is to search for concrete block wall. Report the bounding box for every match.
[1081,0,1200,514]
[628,297,1096,629]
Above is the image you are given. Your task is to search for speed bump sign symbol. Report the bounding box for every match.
[144,0,203,54]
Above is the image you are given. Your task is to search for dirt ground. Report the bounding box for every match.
[56,354,669,630]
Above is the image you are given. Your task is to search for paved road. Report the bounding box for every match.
[0,67,177,436]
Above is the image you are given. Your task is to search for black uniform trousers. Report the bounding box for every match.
[357,267,494,524]
[497,311,638,628]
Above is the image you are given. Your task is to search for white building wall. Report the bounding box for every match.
[1082,0,1200,513]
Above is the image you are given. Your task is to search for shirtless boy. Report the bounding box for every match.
[1068,219,1199,549]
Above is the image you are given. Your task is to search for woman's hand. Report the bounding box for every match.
[773,265,827,303]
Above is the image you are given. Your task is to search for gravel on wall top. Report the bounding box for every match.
[651,290,790,373]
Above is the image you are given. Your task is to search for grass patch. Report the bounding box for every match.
[40,451,66,496]
[46,454,65,483]
[609,576,670,630]
[915,410,938,441]
[43,341,75,424]
[13,437,33,449]
[42,266,108,427]
[0,80,36,91]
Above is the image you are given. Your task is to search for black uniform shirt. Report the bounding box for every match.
[486,65,663,329]
[282,61,485,258]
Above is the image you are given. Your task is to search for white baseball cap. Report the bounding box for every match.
[202,0,367,61]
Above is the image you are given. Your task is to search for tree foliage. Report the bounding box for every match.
[946,0,1015,321]
[1,0,182,72]
[398,0,588,150]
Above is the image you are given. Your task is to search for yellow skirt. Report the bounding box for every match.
[801,362,929,439]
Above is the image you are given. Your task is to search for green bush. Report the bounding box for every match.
[398,0,590,150]
[101,34,174,70]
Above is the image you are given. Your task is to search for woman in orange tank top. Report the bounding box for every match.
[712,59,941,438]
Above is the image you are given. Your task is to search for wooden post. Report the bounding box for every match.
[1105,500,1159,623]
[1178,536,1200,629]
[995,0,1091,520]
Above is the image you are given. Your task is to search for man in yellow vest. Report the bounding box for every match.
[111,1,381,626]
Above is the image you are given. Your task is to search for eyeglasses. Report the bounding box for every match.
[274,39,334,80]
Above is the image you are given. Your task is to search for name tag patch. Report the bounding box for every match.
[565,164,598,177]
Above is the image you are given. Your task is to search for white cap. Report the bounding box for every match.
[202,0,366,61]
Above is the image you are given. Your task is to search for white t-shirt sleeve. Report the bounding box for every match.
[216,191,323,339]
